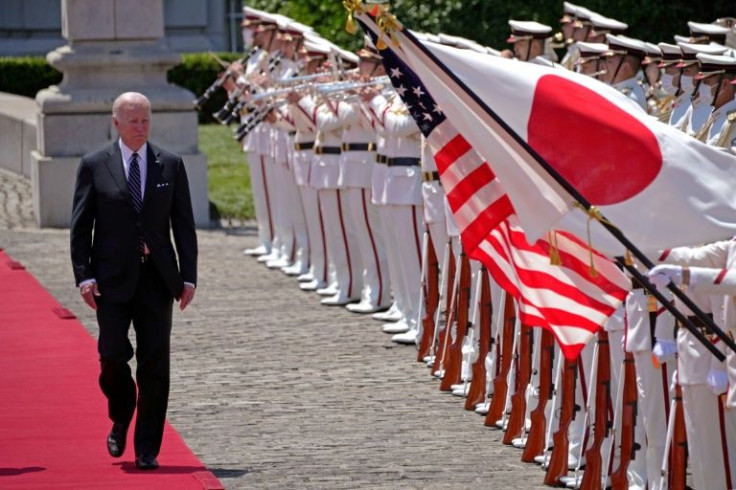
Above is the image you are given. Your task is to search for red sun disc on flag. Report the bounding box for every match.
[527,75,663,205]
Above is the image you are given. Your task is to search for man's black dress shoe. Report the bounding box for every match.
[106,423,128,458]
[135,455,159,470]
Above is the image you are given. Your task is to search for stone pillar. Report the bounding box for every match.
[31,0,209,227]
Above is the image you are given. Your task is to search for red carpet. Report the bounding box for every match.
[0,250,223,489]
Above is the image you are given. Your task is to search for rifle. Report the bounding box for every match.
[417,230,440,362]
[521,329,555,462]
[439,251,472,391]
[433,242,458,379]
[544,358,578,486]
[502,323,534,444]
[660,381,687,490]
[610,352,640,489]
[580,331,612,490]
[464,267,493,410]
[485,293,516,427]
[194,46,258,110]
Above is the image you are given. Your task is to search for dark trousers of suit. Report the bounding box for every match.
[95,261,173,458]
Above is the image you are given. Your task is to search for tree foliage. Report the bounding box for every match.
[245,0,734,52]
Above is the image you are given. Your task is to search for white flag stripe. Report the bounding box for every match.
[479,238,616,326]
[430,144,485,194]
[453,180,507,231]
[500,228,629,306]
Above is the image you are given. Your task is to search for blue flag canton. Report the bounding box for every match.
[360,22,447,137]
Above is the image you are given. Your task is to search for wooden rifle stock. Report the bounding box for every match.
[544,358,578,486]
[521,329,555,462]
[465,268,492,410]
[502,324,533,444]
[610,352,639,489]
[439,252,472,391]
[417,232,440,362]
[485,294,516,427]
[580,332,611,490]
[432,245,456,377]
[669,383,687,490]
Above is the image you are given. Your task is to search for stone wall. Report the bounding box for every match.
[0,0,237,56]
[0,93,37,178]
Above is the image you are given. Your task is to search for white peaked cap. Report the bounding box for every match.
[589,14,628,32]
[688,21,730,36]
[508,20,553,37]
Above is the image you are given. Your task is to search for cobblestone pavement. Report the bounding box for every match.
[0,175,549,489]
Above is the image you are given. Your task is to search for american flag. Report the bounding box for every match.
[359,16,629,359]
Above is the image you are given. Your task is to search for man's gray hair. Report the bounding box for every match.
[112,92,151,118]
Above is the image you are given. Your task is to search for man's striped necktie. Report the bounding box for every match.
[127,152,145,255]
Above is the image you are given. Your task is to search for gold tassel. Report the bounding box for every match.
[342,0,364,35]
[548,231,562,266]
[345,14,357,34]
[624,249,633,266]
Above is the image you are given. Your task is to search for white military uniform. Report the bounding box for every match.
[302,96,362,305]
[369,93,424,337]
[659,245,736,490]
[289,95,327,290]
[337,99,391,312]
[242,47,274,256]
[703,98,736,149]
[614,76,647,112]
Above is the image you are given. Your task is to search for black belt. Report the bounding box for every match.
[422,171,441,182]
[314,146,341,155]
[387,157,420,167]
[342,142,375,152]
[376,154,388,164]
[294,141,314,151]
[684,313,715,337]
[288,131,296,136]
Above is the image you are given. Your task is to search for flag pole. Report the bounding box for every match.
[357,11,730,361]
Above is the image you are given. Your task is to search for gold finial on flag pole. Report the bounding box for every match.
[342,0,365,34]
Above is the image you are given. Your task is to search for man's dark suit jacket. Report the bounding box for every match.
[70,141,197,302]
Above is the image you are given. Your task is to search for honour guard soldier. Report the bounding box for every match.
[658,42,692,129]
[507,20,557,63]
[693,53,736,150]
[602,34,649,110]
[338,45,392,314]
[290,42,331,291]
[678,42,730,136]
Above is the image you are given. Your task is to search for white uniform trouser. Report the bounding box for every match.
[284,166,309,271]
[380,204,423,329]
[270,163,295,263]
[298,185,327,283]
[262,156,283,258]
[318,189,361,299]
[343,187,390,307]
[632,352,671,490]
[568,339,594,465]
[682,383,733,489]
[248,151,273,251]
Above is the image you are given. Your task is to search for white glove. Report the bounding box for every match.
[652,339,677,364]
[647,264,683,289]
[707,368,729,396]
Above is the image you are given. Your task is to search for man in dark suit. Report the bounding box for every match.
[70,92,198,470]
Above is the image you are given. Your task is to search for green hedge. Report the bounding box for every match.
[0,56,62,98]
[167,52,243,123]
[0,52,242,123]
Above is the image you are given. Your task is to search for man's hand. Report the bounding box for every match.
[80,281,101,310]
[647,264,684,289]
[179,284,196,311]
